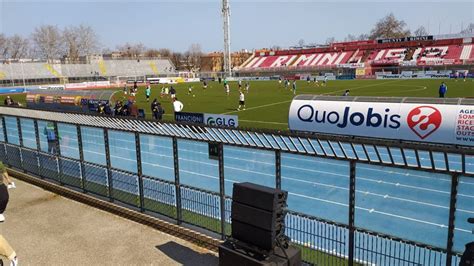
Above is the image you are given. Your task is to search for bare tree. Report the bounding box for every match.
[358,33,370,40]
[170,52,183,70]
[369,13,411,39]
[31,25,64,61]
[184,43,203,71]
[325,37,336,44]
[63,24,99,62]
[7,35,30,60]
[344,34,357,42]
[101,47,112,55]
[158,48,172,58]
[117,42,145,58]
[460,23,474,34]
[144,48,161,58]
[0,34,9,60]
[413,26,428,36]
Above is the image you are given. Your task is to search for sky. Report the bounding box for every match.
[0,0,473,53]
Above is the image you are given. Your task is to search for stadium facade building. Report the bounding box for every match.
[200,51,252,72]
[235,34,474,78]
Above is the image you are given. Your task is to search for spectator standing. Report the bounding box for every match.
[439,82,448,98]
[130,101,139,118]
[0,161,18,265]
[4,96,14,106]
[44,122,58,154]
[0,234,18,266]
[151,99,164,120]
[97,102,106,115]
[0,161,15,222]
[114,101,123,116]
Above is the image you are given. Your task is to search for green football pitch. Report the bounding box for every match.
[2,79,473,130]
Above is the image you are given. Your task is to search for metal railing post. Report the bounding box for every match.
[33,119,41,175]
[275,149,281,189]
[33,119,41,151]
[76,125,86,193]
[103,128,114,202]
[445,173,459,266]
[1,116,7,144]
[53,121,63,185]
[218,142,226,239]
[16,117,24,171]
[173,137,182,224]
[135,132,145,212]
[16,117,23,147]
[348,160,356,266]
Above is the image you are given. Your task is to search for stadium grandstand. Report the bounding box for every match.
[0,59,176,87]
[235,34,474,77]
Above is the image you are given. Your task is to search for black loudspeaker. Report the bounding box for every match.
[231,220,285,251]
[219,240,301,266]
[231,182,288,251]
[231,202,285,231]
[232,182,287,212]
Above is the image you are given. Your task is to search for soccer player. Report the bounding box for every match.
[292,80,297,95]
[439,82,448,98]
[245,81,250,94]
[173,97,184,112]
[170,86,176,100]
[284,79,289,90]
[188,86,193,95]
[203,80,208,89]
[145,84,151,102]
[225,83,230,96]
[323,76,328,86]
[343,90,350,96]
[123,84,128,95]
[238,91,246,110]
[238,79,242,90]
[130,81,137,96]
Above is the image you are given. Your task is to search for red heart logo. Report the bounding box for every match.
[407,106,442,139]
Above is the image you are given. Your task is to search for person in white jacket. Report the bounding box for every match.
[173,98,184,112]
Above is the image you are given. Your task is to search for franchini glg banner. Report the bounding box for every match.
[175,112,239,128]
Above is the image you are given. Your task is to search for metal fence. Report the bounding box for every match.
[0,106,472,266]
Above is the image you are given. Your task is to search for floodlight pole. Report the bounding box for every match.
[222,0,231,77]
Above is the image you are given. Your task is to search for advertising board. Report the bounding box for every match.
[289,98,474,146]
[175,112,238,128]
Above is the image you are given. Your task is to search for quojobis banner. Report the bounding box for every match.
[288,97,474,146]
